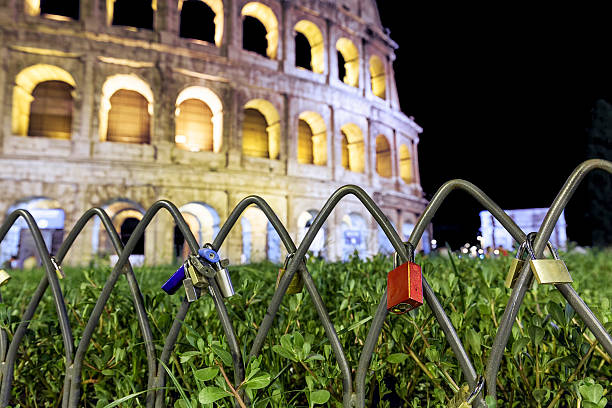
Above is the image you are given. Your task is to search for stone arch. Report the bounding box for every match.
[336,38,359,87]
[241,2,278,59]
[175,86,224,152]
[375,134,392,178]
[297,111,327,166]
[242,99,281,159]
[93,199,145,258]
[341,212,367,260]
[399,144,412,183]
[294,20,324,74]
[340,123,364,173]
[297,209,325,258]
[0,197,65,268]
[178,0,224,46]
[174,202,220,260]
[239,206,279,263]
[99,74,154,143]
[12,64,77,137]
[369,55,386,99]
[106,0,156,29]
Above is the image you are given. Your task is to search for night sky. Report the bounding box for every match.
[376,3,612,248]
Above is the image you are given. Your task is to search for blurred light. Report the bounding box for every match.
[175,135,186,143]
[38,219,48,228]
[431,239,437,245]
[479,254,485,259]
[461,248,468,254]
[478,249,484,254]
[494,249,500,255]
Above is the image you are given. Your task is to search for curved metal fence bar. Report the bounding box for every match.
[65,200,227,408]
[51,207,156,408]
[0,160,611,407]
[486,159,612,398]
[0,209,74,405]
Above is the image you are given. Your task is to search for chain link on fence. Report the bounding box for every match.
[0,159,611,407]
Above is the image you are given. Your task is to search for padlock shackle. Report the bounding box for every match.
[525,231,559,261]
[393,242,415,268]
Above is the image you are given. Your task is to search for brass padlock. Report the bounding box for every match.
[0,269,11,286]
[186,255,212,289]
[387,242,423,314]
[526,233,573,285]
[447,376,484,408]
[275,253,304,295]
[505,240,528,288]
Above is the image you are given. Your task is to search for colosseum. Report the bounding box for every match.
[0,0,427,267]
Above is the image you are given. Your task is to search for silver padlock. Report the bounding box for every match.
[200,244,234,298]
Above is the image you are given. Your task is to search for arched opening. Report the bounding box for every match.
[297,119,313,164]
[340,123,364,173]
[175,99,213,152]
[375,135,392,178]
[297,210,325,258]
[294,20,324,74]
[12,64,77,137]
[120,218,144,255]
[0,197,64,269]
[109,0,154,30]
[107,90,151,144]
[242,99,281,159]
[27,80,74,140]
[92,199,146,265]
[241,2,278,59]
[295,32,311,70]
[341,212,367,261]
[242,16,268,57]
[180,0,215,43]
[240,206,273,263]
[336,38,359,87]
[99,74,154,143]
[173,202,220,261]
[40,0,79,20]
[369,55,386,99]
[298,111,327,166]
[399,144,412,183]
[242,108,269,158]
[175,86,224,153]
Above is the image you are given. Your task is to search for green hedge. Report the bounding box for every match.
[0,249,610,407]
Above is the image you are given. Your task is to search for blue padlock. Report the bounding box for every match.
[198,247,220,263]
[162,263,185,295]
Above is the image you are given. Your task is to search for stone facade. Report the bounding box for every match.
[0,0,427,266]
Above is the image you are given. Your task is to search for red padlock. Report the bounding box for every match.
[387,244,423,314]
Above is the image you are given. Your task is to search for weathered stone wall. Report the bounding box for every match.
[0,0,428,265]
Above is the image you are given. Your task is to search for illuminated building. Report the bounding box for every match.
[0,0,426,266]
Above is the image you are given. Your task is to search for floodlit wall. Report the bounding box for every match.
[0,0,426,265]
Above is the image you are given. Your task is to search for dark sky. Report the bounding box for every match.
[376,3,612,247]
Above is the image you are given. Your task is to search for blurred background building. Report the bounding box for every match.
[0,0,426,266]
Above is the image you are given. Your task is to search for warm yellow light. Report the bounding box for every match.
[241,2,278,59]
[340,123,364,173]
[369,55,386,99]
[24,0,40,16]
[99,74,154,141]
[336,38,359,87]
[176,86,223,153]
[375,134,392,178]
[298,111,327,165]
[243,99,280,159]
[399,144,412,183]
[294,20,324,74]
[12,64,77,136]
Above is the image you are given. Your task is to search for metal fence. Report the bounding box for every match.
[0,158,611,408]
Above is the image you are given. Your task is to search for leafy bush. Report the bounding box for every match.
[0,249,610,407]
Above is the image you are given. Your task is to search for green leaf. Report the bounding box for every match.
[512,336,530,356]
[198,386,232,404]
[466,329,482,356]
[485,395,497,408]
[272,345,298,362]
[386,353,409,364]
[244,373,271,390]
[310,390,330,405]
[579,383,604,403]
[194,367,218,382]
[211,345,233,367]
